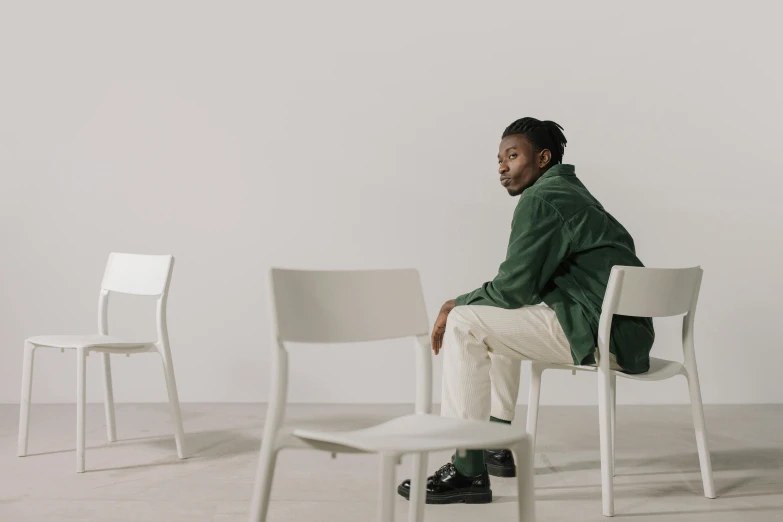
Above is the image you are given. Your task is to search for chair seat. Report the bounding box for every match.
[543,356,685,382]
[26,335,152,352]
[292,413,527,454]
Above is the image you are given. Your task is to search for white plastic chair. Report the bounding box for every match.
[249,268,535,522]
[524,266,716,516]
[17,253,186,473]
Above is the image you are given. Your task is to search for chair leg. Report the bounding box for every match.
[408,452,428,522]
[525,362,543,455]
[76,347,87,473]
[512,438,536,522]
[610,372,616,477]
[684,367,716,498]
[249,444,280,522]
[597,367,614,516]
[159,348,186,459]
[101,353,117,443]
[17,342,36,457]
[378,454,397,522]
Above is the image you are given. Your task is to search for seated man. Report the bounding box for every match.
[398,117,655,504]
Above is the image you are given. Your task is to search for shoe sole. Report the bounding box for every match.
[397,484,492,504]
[485,462,516,478]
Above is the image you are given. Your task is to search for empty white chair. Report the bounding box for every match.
[524,266,716,516]
[17,253,186,472]
[249,268,535,522]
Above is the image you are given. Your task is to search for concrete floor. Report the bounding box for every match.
[1,404,781,521]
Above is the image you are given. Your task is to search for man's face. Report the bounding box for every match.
[497,134,550,196]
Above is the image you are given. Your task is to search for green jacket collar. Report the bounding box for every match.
[539,163,575,181]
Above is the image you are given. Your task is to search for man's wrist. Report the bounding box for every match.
[442,299,457,314]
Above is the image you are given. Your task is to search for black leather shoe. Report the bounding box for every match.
[484,449,516,477]
[397,462,492,504]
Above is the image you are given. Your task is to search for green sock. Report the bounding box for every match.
[490,416,511,425]
[453,416,513,476]
[453,449,485,477]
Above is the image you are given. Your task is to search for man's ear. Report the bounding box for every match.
[539,149,552,168]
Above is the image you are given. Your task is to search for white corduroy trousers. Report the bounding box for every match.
[440,304,619,422]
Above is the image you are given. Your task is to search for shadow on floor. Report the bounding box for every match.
[20,427,261,473]
[21,411,395,473]
[535,447,783,477]
[621,506,783,517]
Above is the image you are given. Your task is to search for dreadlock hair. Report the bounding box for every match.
[501,117,567,167]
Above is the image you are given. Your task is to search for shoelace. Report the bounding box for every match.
[432,463,456,482]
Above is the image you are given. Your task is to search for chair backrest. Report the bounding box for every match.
[269,268,430,343]
[101,253,174,297]
[603,266,703,318]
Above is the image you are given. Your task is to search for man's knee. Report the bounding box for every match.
[447,306,480,334]
[447,305,469,324]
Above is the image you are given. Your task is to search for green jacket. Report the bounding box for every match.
[455,164,655,374]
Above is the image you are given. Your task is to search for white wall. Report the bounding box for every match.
[1,1,781,406]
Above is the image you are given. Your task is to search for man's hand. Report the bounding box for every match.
[431,299,456,355]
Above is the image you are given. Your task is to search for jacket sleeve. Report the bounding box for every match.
[455,195,572,309]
